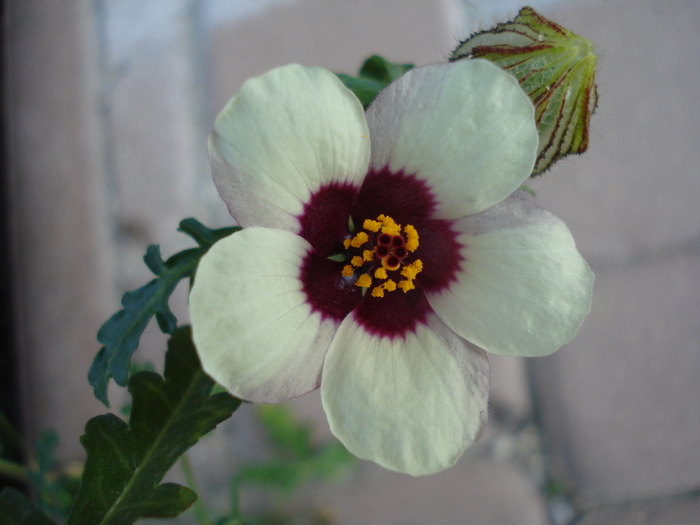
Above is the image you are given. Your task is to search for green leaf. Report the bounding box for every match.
[69,327,242,525]
[89,218,239,406]
[451,6,598,175]
[337,55,414,109]
[26,430,79,519]
[178,218,240,248]
[358,55,414,85]
[0,487,56,525]
[336,74,387,109]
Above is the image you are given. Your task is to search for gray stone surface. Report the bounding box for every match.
[532,254,700,504]
[205,0,459,120]
[575,494,700,525]
[6,0,116,459]
[529,0,700,267]
[324,455,548,525]
[100,0,213,288]
[527,0,700,507]
[8,0,700,522]
[272,390,546,525]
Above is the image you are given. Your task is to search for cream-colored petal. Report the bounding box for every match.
[366,59,538,218]
[210,64,370,231]
[321,313,489,476]
[428,195,594,357]
[190,228,336,403]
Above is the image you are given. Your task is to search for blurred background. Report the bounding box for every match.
[3,0,699,523]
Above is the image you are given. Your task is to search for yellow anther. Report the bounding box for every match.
[374,267,388,280]
[380,215,401,236]
[383,224,401,236]
[341,265,354,277]
[356,273,372,288]
[343,238,352,249]
[363,219,382,232]
[404,224,419,251]
[371,286,385,298]
[350,231,369,248]
[351,255,364,267]
[363,249,374,262]
[398,279,415,293]
[383,279,397,292]
[400,259,423,280]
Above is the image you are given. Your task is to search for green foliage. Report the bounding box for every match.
[236,405,355,494]
[337,55,413,109]
[0,488,55,525]
[68,327,242,525]
[452,6,598,175]
[89,218,239,406]
[27,431,81,519]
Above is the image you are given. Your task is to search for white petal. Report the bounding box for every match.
[210,64,370,230]
[321,313,489,476]
[190,228,336,403]
[366,60,538,218]
[427,195,594,357]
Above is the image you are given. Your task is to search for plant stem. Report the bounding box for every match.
[230,475,241,518]
[0,457,30,482]
[180,453,213,525]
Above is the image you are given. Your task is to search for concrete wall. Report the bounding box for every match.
[5,0,699,523]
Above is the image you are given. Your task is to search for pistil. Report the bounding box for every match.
[339,214,422,298]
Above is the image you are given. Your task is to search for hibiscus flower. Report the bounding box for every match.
[189,59,594,475]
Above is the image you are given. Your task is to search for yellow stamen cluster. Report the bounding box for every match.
[377,214,401,236]
[344,230,369,249]
[400,260,423,280]
[397,279,415,293]
[374,267,388,279]
[371,279,398,298]
[356,273,372,288]
[363,219,382,232]
[341,214,423,297]
[403,224,420,252]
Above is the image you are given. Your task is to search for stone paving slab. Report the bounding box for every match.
[531,252,700,505]
[526,0,700,508]
[12,0,700,522]
[529,0,700,267]
[574,494,700,525]
[321,454,548,525]
[205,0,458,122]
[7,0,116,459]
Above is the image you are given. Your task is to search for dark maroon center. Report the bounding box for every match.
[298,167,463,338]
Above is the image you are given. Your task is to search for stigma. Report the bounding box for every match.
[340,214,422,298]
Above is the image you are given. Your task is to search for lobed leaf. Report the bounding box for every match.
[451,6,598,175]
[338,55,414,109]
[69,327,242,525]
[89,219,239,406]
